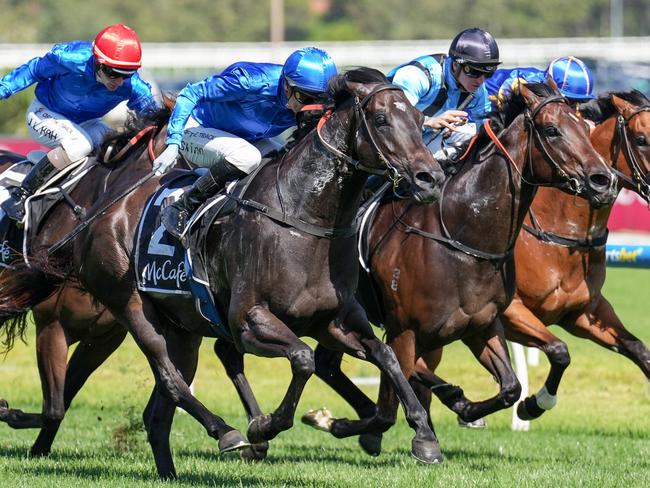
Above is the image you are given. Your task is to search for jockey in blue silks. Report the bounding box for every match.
[386,27,500,165]
[153,46,338,241]
[0,24,157,222]
[485,55,596,110]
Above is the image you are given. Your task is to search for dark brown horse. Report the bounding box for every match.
[0,69,445,478]
[297,81,618,455]
[0,112,171,456]
[493,90,650,421]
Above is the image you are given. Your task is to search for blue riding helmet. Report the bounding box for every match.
[281,47,337,95]
[546,56,595,101]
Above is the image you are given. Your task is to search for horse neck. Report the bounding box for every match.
[271,107,369,230]
[427,117,539,254]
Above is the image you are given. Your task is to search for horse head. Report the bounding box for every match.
[585,90,650,201]
[327,68,444,203]
[511,79,617,208]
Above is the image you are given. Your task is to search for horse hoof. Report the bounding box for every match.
[301,407,334,432]
[0,399,8,410]
[247,414,274,444]
[359,433,382,456]
[457,415,487,429]
[411,437,443,464]
[29,447,51,458]
[516,397,544,421]
[218,430,250,454]
[240,442,269,462]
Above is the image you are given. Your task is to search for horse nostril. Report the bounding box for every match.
[416,171,436,186]
[588,172,612,191]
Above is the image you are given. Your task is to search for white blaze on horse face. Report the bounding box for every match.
[393,101,407,112]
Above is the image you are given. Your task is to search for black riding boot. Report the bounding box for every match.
[2,155,57,222]
[161,160,246,241]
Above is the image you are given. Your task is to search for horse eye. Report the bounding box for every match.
[375,113,387,126]
[544,125,560,137]
[635,134,647,146]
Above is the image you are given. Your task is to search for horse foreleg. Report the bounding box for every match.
[314,307,442,464]
[115,293,247,479]
[236,305,314,444]
[453,319,521,422]
[502,300,570,420]
[0,321,68,432]
[30,325,127,456]
[561,295,650,379]
[213,338,268,461]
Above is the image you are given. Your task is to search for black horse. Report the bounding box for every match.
[0,68,445,479]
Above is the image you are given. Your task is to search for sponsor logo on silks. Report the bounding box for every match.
[0,240,11,263]
[606,246,644,263]
[140,259,187,288]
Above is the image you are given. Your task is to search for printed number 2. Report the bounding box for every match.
[148,188,185,257]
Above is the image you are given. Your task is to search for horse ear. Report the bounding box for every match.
[545,74,562,96]
[611,94,634,117]
[518,82,541,107]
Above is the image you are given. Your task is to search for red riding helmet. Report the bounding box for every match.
[92,24,142,73]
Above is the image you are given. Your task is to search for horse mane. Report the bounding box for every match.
[578,90,650,123]
[328,67,390,107]
[97,95,175,163]
[465,83,557,161]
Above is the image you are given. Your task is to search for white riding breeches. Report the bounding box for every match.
[179,116,283,174]
[425,122,478,162]
[26,99,112,162]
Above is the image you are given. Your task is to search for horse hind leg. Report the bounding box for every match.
[563,296,650,379]
[213,338,268,461]
[31,324,128,456]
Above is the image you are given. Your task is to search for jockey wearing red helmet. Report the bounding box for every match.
[0,23,156,222]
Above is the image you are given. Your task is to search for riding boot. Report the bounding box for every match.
[2,155,57,222]
[161,160,246,241]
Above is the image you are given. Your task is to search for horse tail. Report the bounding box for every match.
[0,256,67,352]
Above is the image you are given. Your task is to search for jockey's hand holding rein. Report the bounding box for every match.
[153,144,180,176]
[423,110,468,131]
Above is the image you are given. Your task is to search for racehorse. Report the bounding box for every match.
[0,109,171,457]
[492,90,650,421]
[298,81,618,455]
[0,68,445,479]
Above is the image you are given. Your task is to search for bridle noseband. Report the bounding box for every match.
[611,106,650,200]
[317,83,406,187]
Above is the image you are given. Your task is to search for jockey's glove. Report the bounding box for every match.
[153,144,180,176]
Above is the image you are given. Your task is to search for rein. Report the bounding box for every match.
[610,106,650,200]
[47,126,160,255]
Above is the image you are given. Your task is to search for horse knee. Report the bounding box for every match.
[545,341,571,370]
[289,348,315,377]
[501,380,522,408]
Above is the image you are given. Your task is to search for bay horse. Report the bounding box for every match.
[493,90,650,421]
[0,69,445,478]
[297,81,618,455]
[0,110,172,456]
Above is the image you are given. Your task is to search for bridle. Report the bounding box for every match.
[316,83,406,188]
[610,106,650,200]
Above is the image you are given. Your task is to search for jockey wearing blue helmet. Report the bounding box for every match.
[154,47,337,241]
[486,56,595,110]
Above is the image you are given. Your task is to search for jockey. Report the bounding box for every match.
[153,46,337,241]
[387,27,500,165]
[485,55,596,109]
[0,23,157,222]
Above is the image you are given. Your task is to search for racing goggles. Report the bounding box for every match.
[99,64,136,80]
[462,64,496,79]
